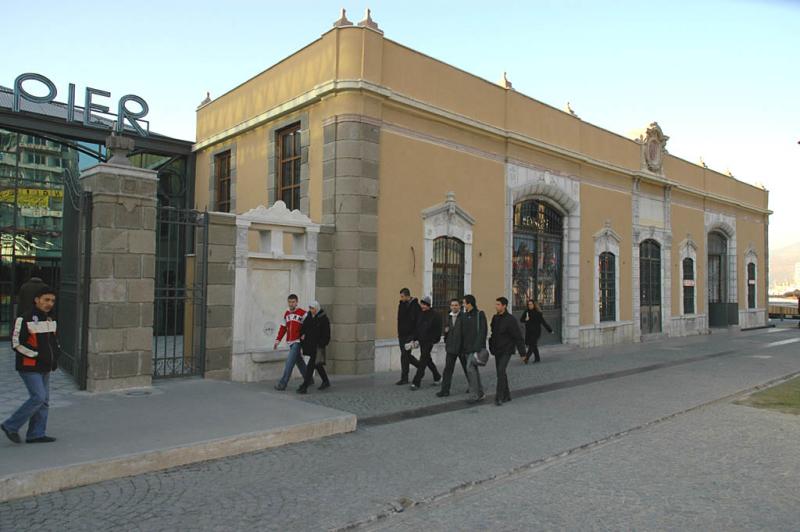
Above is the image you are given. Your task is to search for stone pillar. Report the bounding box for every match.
[204,212,236,379]
[319,116,380,374]
[80,148,157,392]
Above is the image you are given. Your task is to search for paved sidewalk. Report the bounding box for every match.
[0,376,355,502]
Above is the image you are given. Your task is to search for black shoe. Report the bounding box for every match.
[318,381,330,391]
[26,436,56,443]
[274,383,287,391]
[533,358,541,363]
[296,386,308,394]
[503,396,511,403]
[432,376,442,386]
[1,424,20,444]
[467,394,485,404]
[436,391,450,398]
[495,399,503,406]
[395,379,409,386]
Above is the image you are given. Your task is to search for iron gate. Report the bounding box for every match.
[152,206,208,378]
[59,185,92,389]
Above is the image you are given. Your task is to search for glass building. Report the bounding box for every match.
[0,85,194,339]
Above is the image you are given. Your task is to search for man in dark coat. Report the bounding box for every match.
[437,298,470,397]
[396,288,421,385]
[489,297,527,406]
[2,286,60,444]
[410,296,442,390]
[461,295,488,404]
[297,301,331,394]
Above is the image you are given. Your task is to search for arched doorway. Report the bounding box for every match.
[707,231,729,327]
[639,239,662,335]
[512,200,562,344]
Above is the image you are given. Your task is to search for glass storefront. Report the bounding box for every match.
[0,126,191,338]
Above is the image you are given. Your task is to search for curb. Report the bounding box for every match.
[0,413,356,503]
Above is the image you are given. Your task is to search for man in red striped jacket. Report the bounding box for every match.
[273,294,308,391]
[2,286,60,444]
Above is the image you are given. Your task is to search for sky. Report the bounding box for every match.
[2,0,798,251]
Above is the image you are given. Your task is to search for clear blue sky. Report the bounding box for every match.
[3,0,798,250]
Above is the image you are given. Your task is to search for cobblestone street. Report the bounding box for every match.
[1,326,799,531]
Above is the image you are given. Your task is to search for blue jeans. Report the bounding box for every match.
[278,343,307,387]
[2,372,50,439]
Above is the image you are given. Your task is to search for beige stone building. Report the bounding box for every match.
[193,12,770,374]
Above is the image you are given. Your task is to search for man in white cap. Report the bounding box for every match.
[297,300,331,393]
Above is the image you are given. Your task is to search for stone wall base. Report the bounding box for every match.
[739,309,767,329]
[231,351,287,382]
[87,375,152,393]
[668,314,710,337]
[579,321,635,348]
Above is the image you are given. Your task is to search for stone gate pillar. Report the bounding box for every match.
[80,135,157,392]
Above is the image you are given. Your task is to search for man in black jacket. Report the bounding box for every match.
[461,295,489,404]
[410,296,442,390]
[489,297,527,406]
[396,288,421,385]
[1,286,60,444]
[437,298,470,397]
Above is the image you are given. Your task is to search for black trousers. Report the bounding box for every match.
[526,342,541,362]
[495,353,512,402]
[412,342,441,386]
[302,351,329,388]
[440,352,469,394]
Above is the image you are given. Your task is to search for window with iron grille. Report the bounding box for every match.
[277,123,301,210]
[599,252,615,322]
[682,257,695,314]
[747,262,756,309]
[432,237,465,322]
[214,150,231,213]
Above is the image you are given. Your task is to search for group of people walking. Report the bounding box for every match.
[397,289,552,406]
[273,289,551,405]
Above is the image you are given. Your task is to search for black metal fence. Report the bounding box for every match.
[152,207,208,378]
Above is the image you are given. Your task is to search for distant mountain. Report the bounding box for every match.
[770,241,800,285]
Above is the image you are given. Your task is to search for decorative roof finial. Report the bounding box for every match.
[333,8,353,27]
[726,169,734,178]
[358,8,383,34]
[565,102,579,118]
[699,156,708,168]
[198,91,211,109]
[499,72,513,89]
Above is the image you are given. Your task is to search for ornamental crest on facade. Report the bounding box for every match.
[639,122,669,173]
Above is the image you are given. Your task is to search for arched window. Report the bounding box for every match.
[599,252,615,322]
[432,237,465,320]
[747,262,756,309]
[682,257,695,314]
